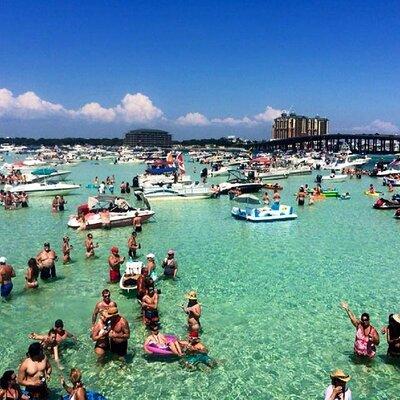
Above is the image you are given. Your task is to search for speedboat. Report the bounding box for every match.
[209,166,236,177]
[219,171,264,194]
[383,177,400,186]
[231,204,297,222]
[4,181,80,196]
[67,194,154,229]
[321,174,348,182]
[139,183,213,200]
[27,168,71,183]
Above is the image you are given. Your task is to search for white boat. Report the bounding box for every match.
[231,204,298,222]
[67,194,154,229]
[376,169,400,177]
[383,177,400,186]
[119,261,143,292]
[4,182,80,196]
[140,183,213,200]
[26,168,71,183]
[209,166,236,177]
[321,174,348,182]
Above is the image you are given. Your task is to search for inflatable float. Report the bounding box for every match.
[364,191,382,197]
[144,335,178,356]
[63,391,107,400]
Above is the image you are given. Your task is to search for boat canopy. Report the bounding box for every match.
[31,167,57,175]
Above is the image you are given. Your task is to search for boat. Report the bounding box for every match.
[119,261,143,292]
[4,181,80,196]
[67,194,154,229]
[219,171,264,194]
[394,209,400,219]
[139,183,213,200]
[231,204,298,222]
[339,194,351,200]
[209,165,236,177]
[264,183,283,190]
[321,174,348,182]
[373,197,400,209]
[383,177,400,186]
[27,168,71,183]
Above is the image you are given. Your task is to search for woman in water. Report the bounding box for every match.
[296,186,307,206]
[25,258,39,289]
[61,368,86,400]
[340,301,379,358]
[381,314,400,357]
[324,369,352,400]
[0,370,29,400]
[62,237,73,264]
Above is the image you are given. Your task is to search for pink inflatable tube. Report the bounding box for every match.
[144,335,177,356]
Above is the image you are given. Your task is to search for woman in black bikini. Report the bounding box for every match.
[0,370,28,400]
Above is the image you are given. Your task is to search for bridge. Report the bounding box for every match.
[255,133,400,154]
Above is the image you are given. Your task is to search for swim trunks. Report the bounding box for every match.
[25,384,48,400]
[109,340,128,356]
[109,269,120,283]
[1,282,13,298]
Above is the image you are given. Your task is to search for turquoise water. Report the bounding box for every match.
[1,157,400,399]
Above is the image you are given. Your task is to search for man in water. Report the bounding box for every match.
[36,243,57,280]
[92,289,118,325]
[161,249,178,279]
[0,257,15,299]
[18,342,52,400]
[127,231,140,259]
[104,307,130,360]
[62,236,72,264]
[133,212,142,233]
[53,320,76,344]
[141,285,159,326]
[179,331,215,370]
[182,291,202,332]
[108,247,125,283]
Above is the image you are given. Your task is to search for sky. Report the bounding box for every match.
[0,0,399,140]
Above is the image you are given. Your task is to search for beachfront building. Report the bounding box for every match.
[272,113,329,140]
[123,129,172,147]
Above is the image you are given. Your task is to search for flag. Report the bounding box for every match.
[176,152,186,174]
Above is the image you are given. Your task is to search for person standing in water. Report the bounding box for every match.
[127,231,140,259]
[25,258,39,289]
[84,234,98,258]
[60,369,86,400]
[340,301,380,358]
[182,291,202,332]
[104,307,130,360]
[91,289,118,326]
[161,250,178,279]
[62,237,72,264]
[58,196,66,211]
[36,243,57,280]
[133,212,142,233]
[18,342,52,400]
[0,257,15,299]
[324,369,352,400]
[108,247,125,283]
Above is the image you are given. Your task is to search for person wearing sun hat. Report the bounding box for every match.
[0,256,15,299]
[161,249,178,279]
[324,369,352,400]
[145,253,156,274]
[183,291,202,332]
[103,306,130,359]
[381,313,400,357]
[108,247,125,283]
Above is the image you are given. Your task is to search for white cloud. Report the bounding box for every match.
[254,106,282,122]
[211,116,257,127]
[176,112,210,126]
[0,88,164,123]
[0,88,67,119]
[115,93,163,122]
[352,119,399,133]
[78,102,116,122]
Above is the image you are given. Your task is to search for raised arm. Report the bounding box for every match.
[340,301,359,327]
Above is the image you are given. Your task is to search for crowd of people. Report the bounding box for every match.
[0,190,29,209]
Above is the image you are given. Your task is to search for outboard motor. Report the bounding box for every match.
[200,168,208,178]
[315,174,322,183]
[247,170,255,181]
[132,175,139,188]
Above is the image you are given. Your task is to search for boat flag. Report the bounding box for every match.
[176,152,186,175]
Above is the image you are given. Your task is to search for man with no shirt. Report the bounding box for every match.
[18,342,52,400]
[0,256,16,299]
[36,243,57,280]
[91,289,118,325]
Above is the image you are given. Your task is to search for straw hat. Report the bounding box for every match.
[186,290,197,300]
[393,314,400,324]
[0,257,7,264]
[330,369,351,382]
[102,306,119,318]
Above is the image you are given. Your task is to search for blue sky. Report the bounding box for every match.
[0,0,399,139]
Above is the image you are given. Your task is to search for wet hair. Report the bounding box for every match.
[54,319,64,328]
[27,342,43,358]
[0,370,14,389]
[361,313,370,321]
[187,299,198,307]
[69,368,82,385]
[102,289,110,296]
[48,328,57,336]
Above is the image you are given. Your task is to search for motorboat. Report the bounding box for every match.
[4,181,80,196]
[67,194,154,229]
[383,177,400,186]
[138,183,213,200]
[27,168,71,183]
[219,171,264,194]
[373,197,400,210]
[321,174,348,182]
[209,165,236,177]
[231,203,297,222]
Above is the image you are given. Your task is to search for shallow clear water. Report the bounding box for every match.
[1,156,400,399]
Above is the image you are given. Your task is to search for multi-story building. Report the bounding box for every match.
[271,113,329,140]
[123,129,172,147]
